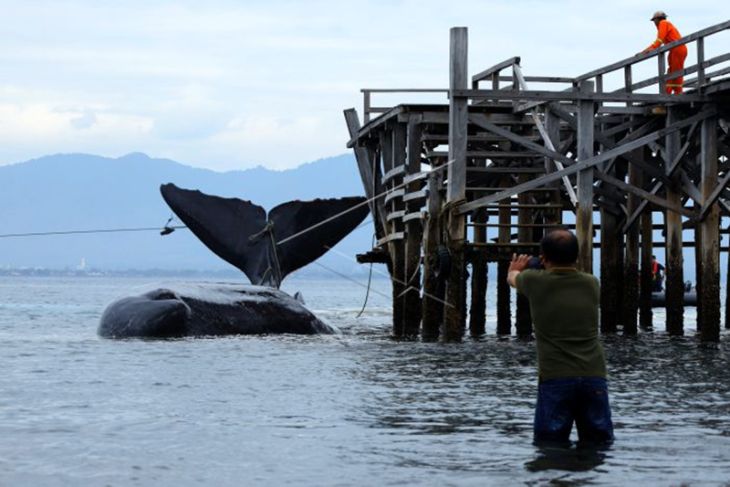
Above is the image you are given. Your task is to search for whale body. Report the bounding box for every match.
[97,184,368,339]
[98,283,337,338]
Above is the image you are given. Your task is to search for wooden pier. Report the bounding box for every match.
[345,21,730,342]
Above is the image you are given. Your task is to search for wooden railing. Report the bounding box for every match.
[361,88,447,123]
[574,19,730,94]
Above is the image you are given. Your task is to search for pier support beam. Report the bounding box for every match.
[665,107,684,335]
[382,124,408,337]
[639,208,654,329]
[516,177,533,338]
[496,186,512,335]
[699,115,720,341]
[422,169,445,341]
[623,152,642,335]
[600,203,621,334]
[469,207,488,337]
[443,26,468,341]
[404,121,423,337]
[576,81,595,273]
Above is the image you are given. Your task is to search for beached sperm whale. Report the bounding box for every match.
[98,283,336,338]
[98,184,369,338]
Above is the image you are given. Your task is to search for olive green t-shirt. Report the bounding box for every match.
[516,268,607,381]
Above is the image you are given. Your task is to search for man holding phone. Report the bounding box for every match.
[507,228,614,445]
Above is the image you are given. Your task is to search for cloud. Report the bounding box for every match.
[70,110,97,130]
[0,0,725,169]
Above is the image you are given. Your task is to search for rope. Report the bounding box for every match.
[0,225,187,238]
[356,233,377,318]
[276,159,454,247]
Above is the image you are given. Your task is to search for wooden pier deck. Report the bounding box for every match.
[344,21,730,342]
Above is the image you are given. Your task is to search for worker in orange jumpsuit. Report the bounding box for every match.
[642,11,687,94]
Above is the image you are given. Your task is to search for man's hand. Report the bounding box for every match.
[507,253,532,289]
[509,253,531,273]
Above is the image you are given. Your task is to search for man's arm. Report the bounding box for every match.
[507,253,532,289]
[643,20,668,53]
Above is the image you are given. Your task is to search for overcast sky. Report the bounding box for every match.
[0,0,726,170]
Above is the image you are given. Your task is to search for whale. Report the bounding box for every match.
[98,183,369,338]
[98,283,336,338]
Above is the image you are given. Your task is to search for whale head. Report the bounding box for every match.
[98,289,191,338]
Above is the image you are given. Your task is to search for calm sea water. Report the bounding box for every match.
[1,275,729,486]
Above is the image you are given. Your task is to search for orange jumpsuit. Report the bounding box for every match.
[646,19,687,94]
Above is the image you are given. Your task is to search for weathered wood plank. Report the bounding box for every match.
[421,170,445,341]
[454,89,708,103]
[403,120,424,337]
[496,178,512,336]
[457,108,716,214]
[664,107,684,335]
[344,109,385,238]
[442,26,469,342]
[516,174,534,338]
[576,81,595,273]
[622,149,641,335]
[699,114,721,341]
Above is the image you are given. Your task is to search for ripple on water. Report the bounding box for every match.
[0,277,729,486]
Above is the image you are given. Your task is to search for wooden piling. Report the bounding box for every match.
[469,206,488,337]
[664,107,684,336]
[600,204,620,334]
[726,232,730,330]
[515,175,533,338]
[496,188,512,336]
[422,169,445,341]
[622,153,642,335]
[380,125,407,337]
[576,81,595,273]
[698,114,720,341]
[442,26,469,342]
[403,120,424,337]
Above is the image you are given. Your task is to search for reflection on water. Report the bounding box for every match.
[0,276,729,486]
[525,444,607,473]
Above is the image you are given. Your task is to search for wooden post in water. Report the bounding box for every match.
[496,187,512,335]
[639,209,654,329]
[469,206,488,337]
[515,176,533,338]
[695,203,704,332]
[404,120,424,337]
[664,107,684,335]
[726,227,730,330]
[600,198,620,334]
[443,26,468,341]
[698,114,720,341]
[623,152,642,335]
[469,158,488,337]
[576,81,595,273]
[422,168,445,341]
[381,124,407,337]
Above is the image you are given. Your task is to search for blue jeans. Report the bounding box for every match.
[534,376,614,444]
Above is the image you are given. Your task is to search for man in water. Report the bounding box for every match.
[641,11,687,94]
[507,229,614,444]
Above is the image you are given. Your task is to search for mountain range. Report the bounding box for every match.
[0,152,373,275]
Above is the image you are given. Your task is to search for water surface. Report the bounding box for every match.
[1,276,729,486]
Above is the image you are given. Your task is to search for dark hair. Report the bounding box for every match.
[540,228,579,266]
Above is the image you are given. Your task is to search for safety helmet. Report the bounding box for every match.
[651,11,667,21]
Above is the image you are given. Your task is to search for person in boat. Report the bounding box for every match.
[651,255,665,292]
[507,229,614,445]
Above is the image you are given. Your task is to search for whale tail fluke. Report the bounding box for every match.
[160,183,369,287]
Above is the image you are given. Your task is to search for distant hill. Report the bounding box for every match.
[0,153,374,275]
